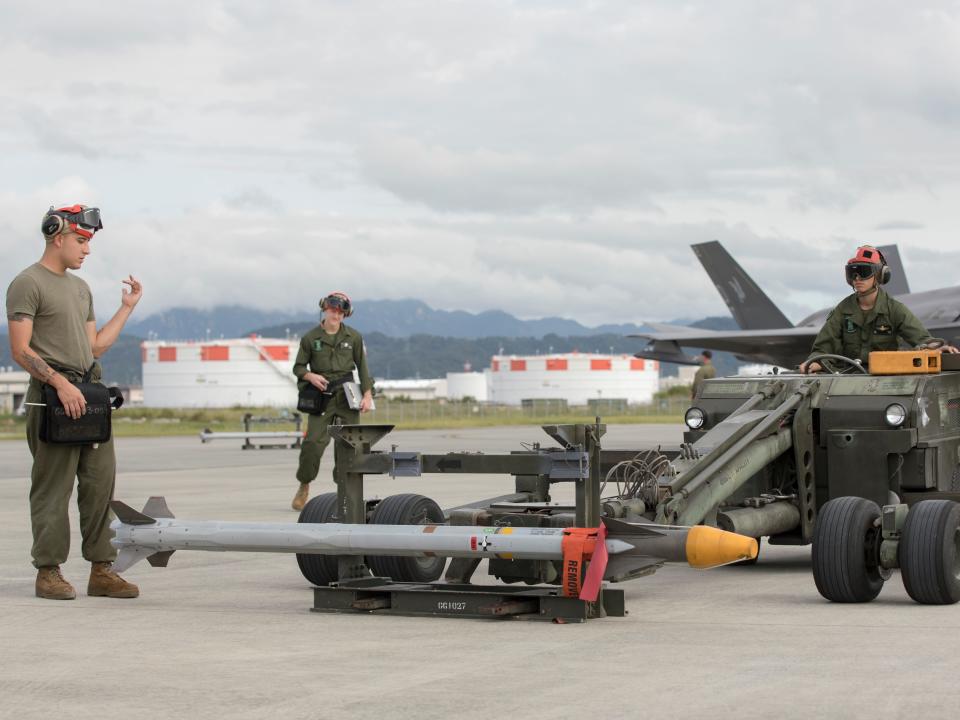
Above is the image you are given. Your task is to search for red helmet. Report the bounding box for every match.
[320,291,353,317]
[41,204,103,240]
[847,245,883,266]
[845,245,889,286]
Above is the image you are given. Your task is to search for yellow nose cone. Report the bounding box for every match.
[685,525,759,568]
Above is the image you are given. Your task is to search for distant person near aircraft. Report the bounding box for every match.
[691,350,716,398]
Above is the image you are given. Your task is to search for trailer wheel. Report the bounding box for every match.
[296,493,340,587]
[812,497,884,602]
[367,494,446,582]
[899,500,960,605]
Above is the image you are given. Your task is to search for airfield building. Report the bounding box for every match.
[487,353,659,406]
[0,369,30,414]
[142,337,299,408]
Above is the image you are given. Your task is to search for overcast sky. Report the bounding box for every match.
[3,1,960,327]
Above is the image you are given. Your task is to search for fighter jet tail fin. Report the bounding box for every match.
[876,244,911,296]
[692,241,793,330]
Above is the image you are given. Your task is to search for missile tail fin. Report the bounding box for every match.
[113,547,153,573]
[142,496,174,519]
[147,550,176,567]
[110,500,156,526]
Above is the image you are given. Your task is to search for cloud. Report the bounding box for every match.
[3,1,960,331]
[874,220,925,231]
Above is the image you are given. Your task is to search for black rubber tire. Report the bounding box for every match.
[367,494,446,582]
[295,493,340,587]
[812,496,884,603]
[900,500,960,605]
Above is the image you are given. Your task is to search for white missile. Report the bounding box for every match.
[110,497,758,584]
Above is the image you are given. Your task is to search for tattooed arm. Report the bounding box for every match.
[7,313,86,418]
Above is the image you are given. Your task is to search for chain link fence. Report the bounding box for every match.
[366,396,690,426]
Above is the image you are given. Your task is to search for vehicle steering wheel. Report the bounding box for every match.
[804,353,869,375]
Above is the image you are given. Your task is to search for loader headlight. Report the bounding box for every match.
[685,407,706,430]
[885,403,907,427]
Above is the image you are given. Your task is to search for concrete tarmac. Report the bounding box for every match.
[1,424,959,720]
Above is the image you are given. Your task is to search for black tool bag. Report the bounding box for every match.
[39,367,119,445]
[297,376,350,416]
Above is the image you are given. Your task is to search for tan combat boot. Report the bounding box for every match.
[291,483,310,511]
[88,562,139,598]
[35,566,76,600]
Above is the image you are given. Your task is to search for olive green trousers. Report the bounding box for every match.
[25,396,117,569]
[296,396,359,484]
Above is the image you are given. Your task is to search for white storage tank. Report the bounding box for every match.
[142,336,300,408]
[487,353,659,406]
[445,371,489,401]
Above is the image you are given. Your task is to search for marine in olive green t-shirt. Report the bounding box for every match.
[6,262,95,375]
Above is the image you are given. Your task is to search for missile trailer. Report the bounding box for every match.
[112,421,757,622]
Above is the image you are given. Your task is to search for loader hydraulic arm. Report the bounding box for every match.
[655,379,820,526]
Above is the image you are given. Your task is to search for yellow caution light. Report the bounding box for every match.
[685,525,758,568]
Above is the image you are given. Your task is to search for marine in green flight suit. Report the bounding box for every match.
[291,291,374,510]
[800,245,954,373]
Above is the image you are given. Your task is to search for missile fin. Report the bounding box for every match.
[147,550,176,567]
[111,500,157,526]
[602,555,664,582]
[113,547,153,573]
[602,517,665,537]
[143,496,174,519]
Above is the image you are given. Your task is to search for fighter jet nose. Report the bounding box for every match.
[684,525,759,568]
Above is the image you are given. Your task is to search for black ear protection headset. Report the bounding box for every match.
[41,210,68,238]
[872,248,891,286]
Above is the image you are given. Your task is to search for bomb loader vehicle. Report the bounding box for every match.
[665,350,960,604]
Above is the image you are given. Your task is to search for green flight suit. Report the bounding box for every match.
[293,322,374,484]
[807,288,932,369]
[691,362,716,398]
